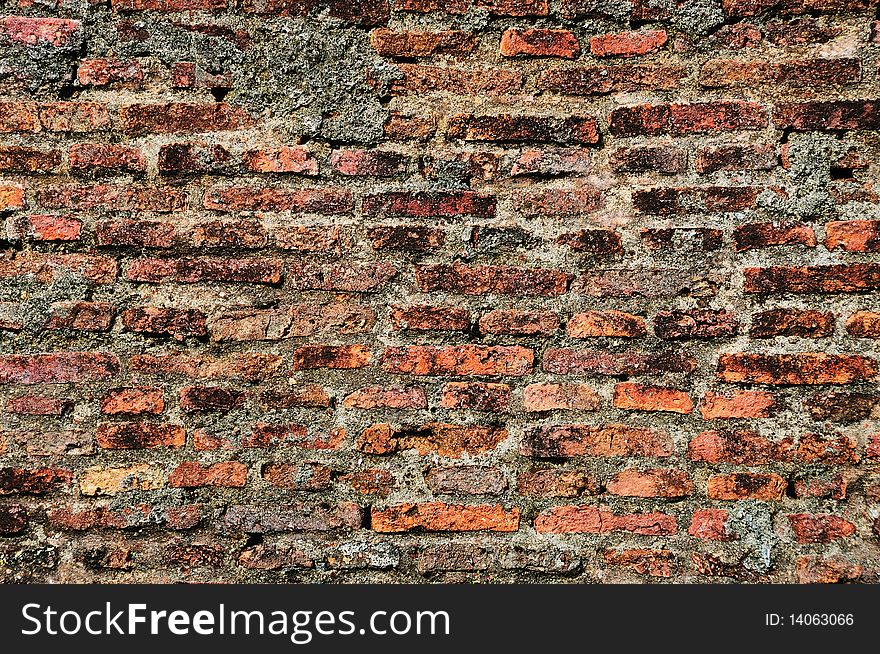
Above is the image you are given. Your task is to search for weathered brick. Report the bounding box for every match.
[261,462,332,491]
[169,462,247,488]
[805,392,880,423]
[6,395,72,416]
[205,186,352,213]
[717,352,877,384]
[371,503,520,533]
[425,466,507,495]
[390,305,470,332]
[371,29,476,57]
[773,100,880,131]
[0,467,72,495]
[77,58,143,87]
[699,391,777,420]
[101,387,164,415]
[500,28,579,58]
[787,514,855,544]
[796,556,863,584]
[567,310,647,338]
[127,258,282,284]
[0,16,82,47]
[695,144,777,173]
[223,503,362,533]
[0,352,119,385]
[607,468,692,498]
[79,464,164,496]
[39,184,184,212]
[613,383,693,414]
[517,469,597,497]
[654,309,739,340]
[542,348,697,376]
[363,191,494,218]
[521,424,673,458]
[69,144,146,173]
[96,422,185,449]
[707,473,786,500]
[179,386,244,413]
[479,310,559,336]
[611,146,688,174]
[447,114,599,144]
[130,352,282,381]
[535,506,676,535]
[610,101,768,136]
[6,214,81,242]
[343,386,426,409]
[367,226,444,250]
[539,66,685,95]
[0,146,61,173]
[119,103,251,135]
[159,143,233,174]
[122,307,207,340]
[688,429,793,465]
[688,509,735,541]
[572,268,719,298]
[385,64,522,95]
[603,549,674,577]
[440,382,510,412]
[43,301,115,332]
[291,344,371,370]
[590,30,667,57]
[381,345,533,376]
[734,222,816,251]
[522,383,601,412]
[750,309,834,338]
[416,264,568,296]
[701,59,860,88]
[357,422,507,457]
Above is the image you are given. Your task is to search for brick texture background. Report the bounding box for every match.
[0,0,879,583]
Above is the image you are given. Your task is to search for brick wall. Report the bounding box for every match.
[1,0,879,583]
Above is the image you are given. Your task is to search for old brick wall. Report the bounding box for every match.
[0,0,879,583]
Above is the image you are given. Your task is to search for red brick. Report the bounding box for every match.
[343,386,426,409]
[416,264,568,296]
[222,502,361,533]
[0,184,24,210]
[796,556,863,584]
[390,305,470,332]
[357,423,507,457]
[750,309,834,338]
[384,64,522,95]
[610,101,768,136]
[695,144,777,173]
[689,509,736,541]
[611,146,688,174]
[261,462,332,491]
[96,219,176,247]
[556,229,622,254]
[77,58,143,86]
[259,385,330,409]
[0,146,61,173]
[425,466,507,495]
[331,149,408,177]
[101,387,164,416]
[500,28,579,58]
[96,422,185,449]
[539,66,686,95]
[119,103,250,134]
[567,310,646,338]
[613,383,693,414]
[707,473,786,500]
[846,311,880,337]
[371,503,520,533]
[0,16,82,47]
[517,469,597,497]
[126,257,282,284]
[805,392,880,423]
[69,144,146,173]
[590,30,667,57]
[244,146,317,174]
[122,307,207,340]
[170,63,231,90]
[42,301,114,332]
[179,386,244,412]
[0,253,117,284]
[796,433,858,465]
[641,228,724,252]
[607,468,692,498]
[603,548,674,577]
[245,423,344,450]
[523,383,601,412]
[773,100,880,131]
[701,59,860,88]
[717,352,876,385]
[447,114,599,144]
[654,309,738,340]
[367,226,444,251]
[191,220,268,249]
[209,303,372,342]
[793,474,847,500]
[688,429,793,465]
[291,344,371,370]
[39,184,184,212]
[699,391,777,420]
[479,310,559,336]
[159,143,233,174]
[826,220,880,252]
[535,506,676,535]
[521,423,673,458]
[722,0,875,17]
[113,0,227,9]
[384,112,436,140]
[787,514,855,544]
[381,345,532,377]
[363,191,494,218]
[0,352,119,385]
[542,348,697,376]
[734,221,816,250]
[371,29,476,57]
[6,395,72,416]
[512,189,602,216]
[711,23,762,49]
[475,0,548,15]
[274,226,341,251]
[634,186,760,215]
[169,462,247,488]
[0,467,72,495]
[7,214,81,242]
[130,352,282,381]
[440,382,510,412]
[342,469,394,496]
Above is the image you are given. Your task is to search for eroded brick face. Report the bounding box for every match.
[0,1,878,586]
